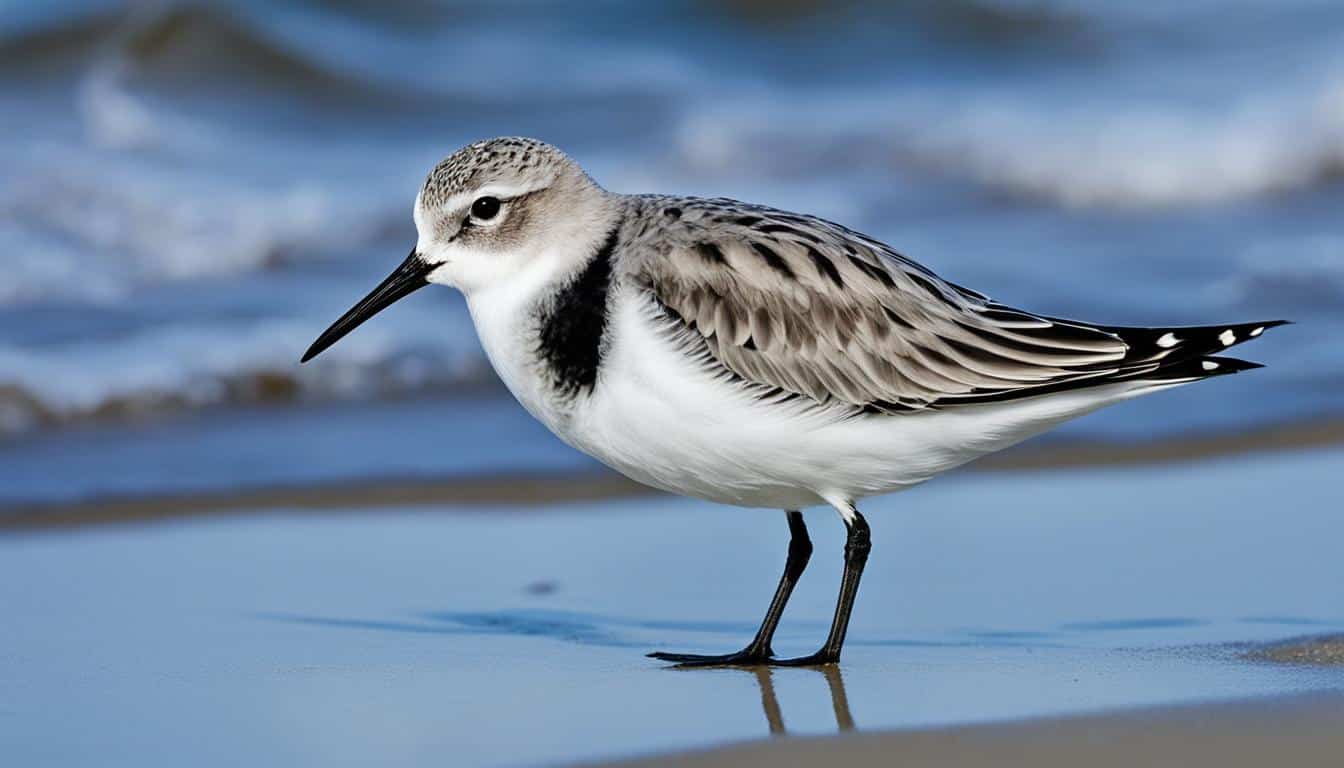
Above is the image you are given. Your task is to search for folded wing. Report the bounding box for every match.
[632,199,1275,412]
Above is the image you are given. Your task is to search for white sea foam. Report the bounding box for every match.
[78,58,158,150]
[0,161,390,306]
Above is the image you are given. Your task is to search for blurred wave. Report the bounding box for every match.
[0,0,1341,444]
[0,315,492,435]
[678,83,1344,206]
[0,167,381,304]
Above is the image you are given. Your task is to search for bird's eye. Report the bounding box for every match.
[471,196,501,221]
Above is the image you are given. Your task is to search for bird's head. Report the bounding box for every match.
[302,137,609,363]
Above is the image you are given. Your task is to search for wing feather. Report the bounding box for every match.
[626,197,1149,411]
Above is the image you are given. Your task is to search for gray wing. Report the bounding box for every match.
[627,197,1142,412]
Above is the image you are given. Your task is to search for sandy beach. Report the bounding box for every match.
[601,690,1344,768]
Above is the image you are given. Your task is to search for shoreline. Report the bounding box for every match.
[4,416,1341,533]
[595,689,1344,768]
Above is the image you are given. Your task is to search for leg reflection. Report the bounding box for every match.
[752,667,787,735]
[822,664,856,732]
[747,665,858,736]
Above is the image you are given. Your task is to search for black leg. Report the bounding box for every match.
[649,510,812,666]
[771,505,871,666]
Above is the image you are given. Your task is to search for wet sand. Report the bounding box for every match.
[2,443,1341,766]
[1249,635,1344,665]
[602,690,1344,768]
[598,632,1344,768]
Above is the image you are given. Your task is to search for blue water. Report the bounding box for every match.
[1,1,1342,502]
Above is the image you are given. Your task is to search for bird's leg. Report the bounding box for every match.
[771,504,870,667]
[649,510,812,666]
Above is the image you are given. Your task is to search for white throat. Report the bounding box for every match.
[462,236,606,436]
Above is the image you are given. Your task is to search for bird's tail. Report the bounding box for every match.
[1099,319,1289,383]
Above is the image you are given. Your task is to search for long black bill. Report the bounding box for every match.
[301,248,431,363]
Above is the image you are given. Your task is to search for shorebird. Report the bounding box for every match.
[302,137,1285,667]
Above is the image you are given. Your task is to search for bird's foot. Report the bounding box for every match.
[761,650,838,667]
[647,647,773,667]
[647,647,838,668]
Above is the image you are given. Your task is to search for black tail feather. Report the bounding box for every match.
[1141,354,1265,383]
[1037,317,1287,387]
[1104,319,1289,367]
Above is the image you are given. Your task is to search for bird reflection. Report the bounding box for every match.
[750,665,856,736]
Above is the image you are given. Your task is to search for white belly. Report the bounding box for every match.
[473,286,1173,511]
[564,292,1173,509]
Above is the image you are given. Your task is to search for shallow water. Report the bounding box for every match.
[1,1,1342,500]
[3,447,1341,766]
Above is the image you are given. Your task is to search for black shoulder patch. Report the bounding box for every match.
[536,227,618,398]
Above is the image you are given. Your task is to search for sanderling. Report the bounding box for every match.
[302,137,1286,667]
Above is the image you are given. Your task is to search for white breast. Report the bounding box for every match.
[464,258,575,437]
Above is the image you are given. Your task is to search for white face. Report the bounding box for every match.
[412,175,554,294]
[413,186,529,291]
[302,143,610,363]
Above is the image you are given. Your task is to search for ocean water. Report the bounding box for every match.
[1,0,1342,502]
